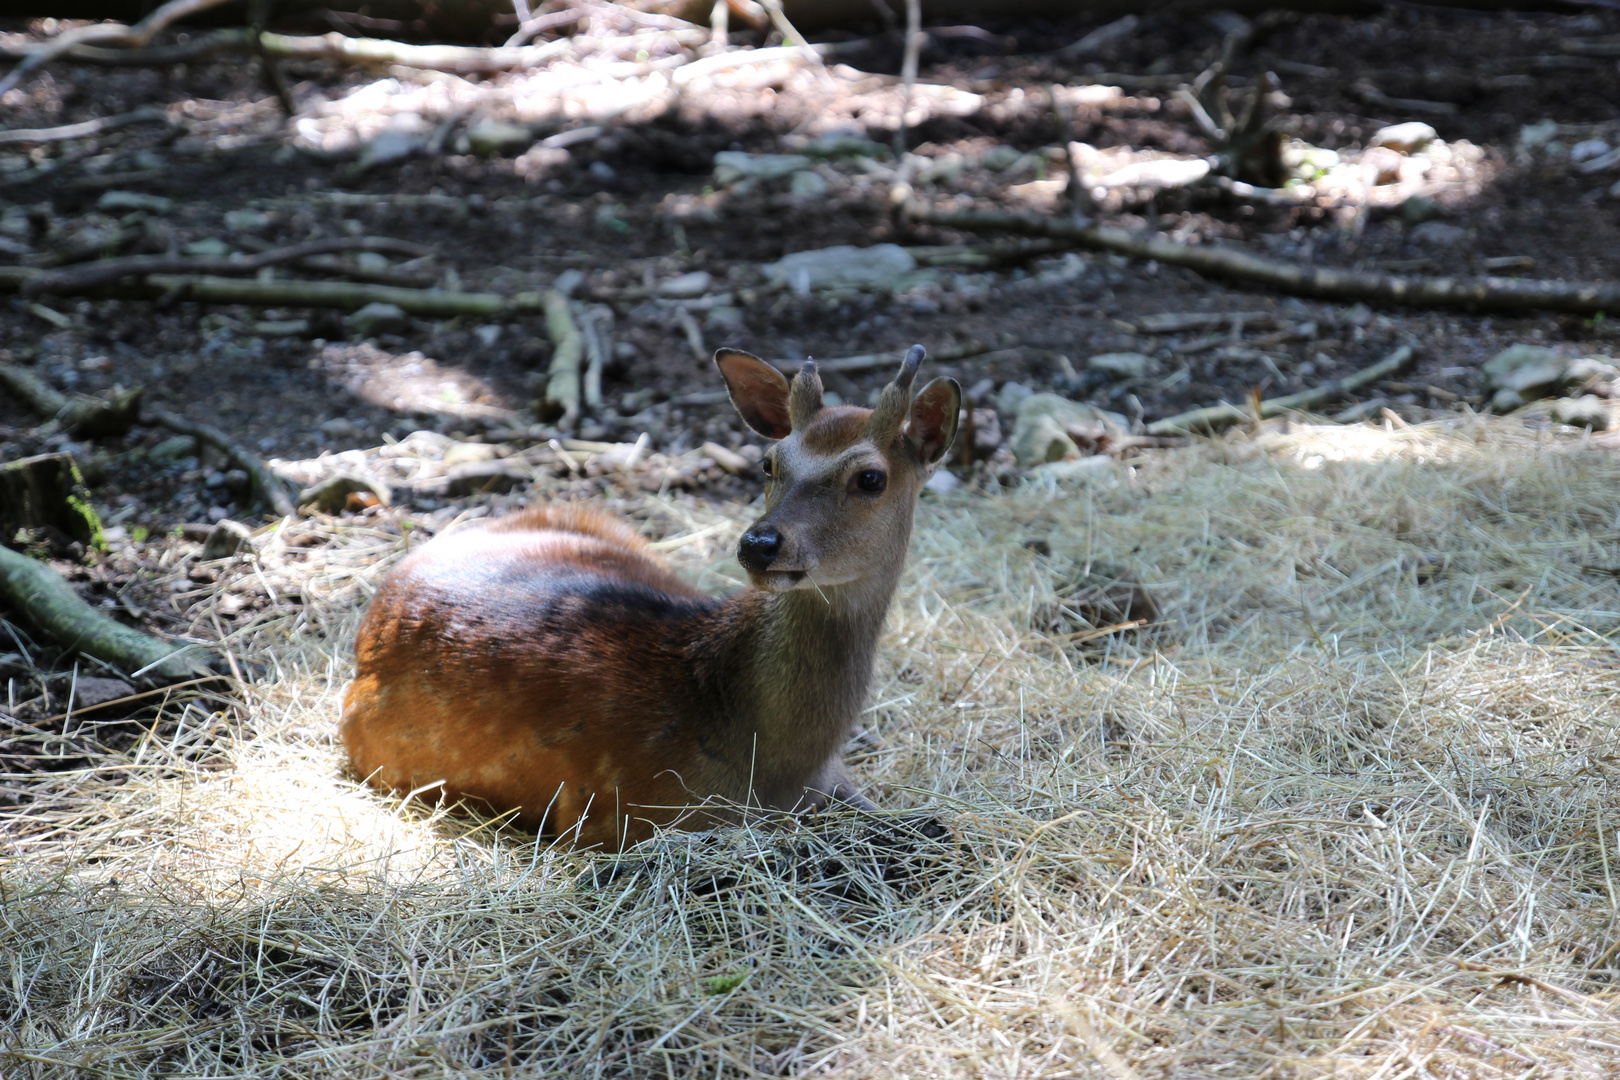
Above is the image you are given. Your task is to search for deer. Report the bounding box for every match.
[339,345,960,850]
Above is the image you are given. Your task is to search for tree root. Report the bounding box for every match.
[0,544,216,685]
[905,204,1620,316]
[0,361,144,438]
[1146,345,1416,435]
[148,411,298,519]
[542,290,584,430]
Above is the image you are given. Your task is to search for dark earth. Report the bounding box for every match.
[1,4,1619,682]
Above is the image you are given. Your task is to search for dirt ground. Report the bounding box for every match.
[1,4,1619,636]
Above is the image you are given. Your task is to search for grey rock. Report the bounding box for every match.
[981,144,1023,171]
[1570,139,1611,163]
[1550,395,1613,430]
[995,381,1033,415]
[150,435,199,462]
[356,129,425,172]
[346,302,410,337]
[466,120,533,156]
[924,469,961,494]
[1491,388,1526,413]
[183,237,232,258]
[763,244,916,291]
[1566,356,1620,386]
[713,151,812,185]
[1371,122,1438,154]
[1398,195,1440,223]
[656,271,712,298]
[201,519,255,560]
[1519,119,1558,150]
[789,169,829,198]
[1482,344,1567,397]
[223,209,273,234]
[68,676,136,710]
[1086,351,1156,380]
[801,135,890,159]
[97,190,173,213]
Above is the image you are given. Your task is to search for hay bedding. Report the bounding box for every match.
[3,416,1618,1078]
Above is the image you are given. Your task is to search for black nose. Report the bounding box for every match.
[738,527,782,572]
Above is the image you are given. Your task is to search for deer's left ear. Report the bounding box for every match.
[905,377,961,467]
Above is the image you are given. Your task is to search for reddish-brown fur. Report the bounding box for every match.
[341,347,960,849]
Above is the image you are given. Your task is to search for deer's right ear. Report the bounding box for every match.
[715,348,793,440]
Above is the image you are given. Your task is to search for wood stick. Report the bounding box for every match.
[0,106,171,146]
[22,237,431,297]
[0,361,144,438]
[148,410,297,519]
[543,290,584,430]
[0,544,215,685]
[906,203,1620,316]
[0,266,545,318]
[0,0,239,96]
[1146,345,1416,435]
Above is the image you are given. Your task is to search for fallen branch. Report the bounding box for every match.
[0,0,238,96]
[0,106,171,146]
[542,290,585,430]
[22,236,432,297]
[906,204,1620,316]
[148,410,297,519]
[773,339,993,375]
[0,544,215,685]
[0,266,544,318]
[1146,344,1415,435]
[0,361,144,438]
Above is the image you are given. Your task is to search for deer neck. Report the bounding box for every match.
[728,541,910,793]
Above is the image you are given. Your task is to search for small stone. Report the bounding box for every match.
[223,209,273,234]
[587,161,617,182]
[763,244,917,292]
[1491,388,1526,413]
[1086,351,1156,380]
[201,519,254,560]
[204,470,228,488]
[1360,146,1405,186]
[995,381,1033,415]
[1482,344,1567,397]
[789,169,829,197]
[465,120,533,156]
[319,417,359,439]
[150,435,199,462]
[1371,122,1438,154]
[97,190,173,213]
[981,145,1023,171]
[346,302,410,337]
[924,470,961,494]
[801,135,889,159]
[474,324,502,348]
[355,251,391,274]
[182,237,232,257]
[298,473,391,515]
[68,676,135,710]
[1550,394,1614,430]
[207,505,230,523]
[1519,119,1558,150]
[1409,221,1469,248]
[1566,356,1620,387]
[223,469,250,496]
[356,128,426,172]
[613,340,638,362]
[712,151,812,185]
[657,271,712,298]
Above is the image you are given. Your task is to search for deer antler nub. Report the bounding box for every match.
[788,359,824,431]
[868,344,927,441]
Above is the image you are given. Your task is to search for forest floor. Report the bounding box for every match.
[3,7,1620,1076]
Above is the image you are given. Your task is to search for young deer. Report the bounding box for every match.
[340,345,960,849]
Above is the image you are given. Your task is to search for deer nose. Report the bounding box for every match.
[738,526,782,572]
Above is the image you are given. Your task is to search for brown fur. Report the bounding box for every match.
[340,350,960,850]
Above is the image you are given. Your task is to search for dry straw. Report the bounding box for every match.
[4,414,1618,1078]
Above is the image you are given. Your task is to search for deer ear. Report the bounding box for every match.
[715,348,792,440]
[905,377,961,466]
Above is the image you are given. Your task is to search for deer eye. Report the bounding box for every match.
[855,469,887,494]
[761,458,773,477]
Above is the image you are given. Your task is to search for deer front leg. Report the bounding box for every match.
[801,759,878,812]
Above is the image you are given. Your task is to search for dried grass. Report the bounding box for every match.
[4,414,1618,1078]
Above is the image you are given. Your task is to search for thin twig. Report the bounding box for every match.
[0,107,171,146]
[21,237,431,297]
[906,203,1620,316]
[893,0,923,158]
[1146,345,1416,435]
[0,0,239,96]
